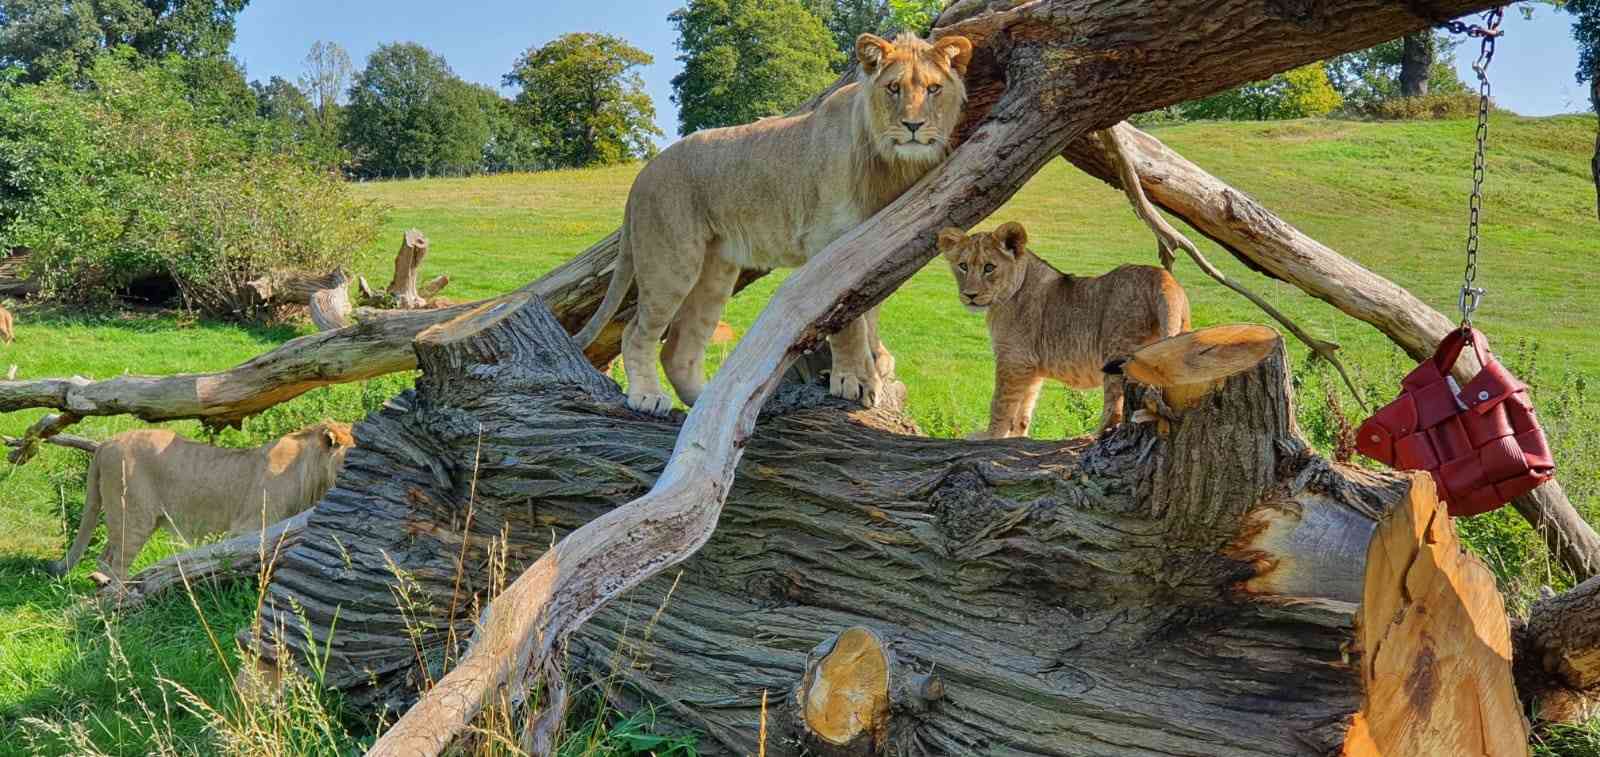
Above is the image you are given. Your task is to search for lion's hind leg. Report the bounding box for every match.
[662,255,740,407]
[622,236,705,417]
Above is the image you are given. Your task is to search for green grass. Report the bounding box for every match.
[2,113,1598,754]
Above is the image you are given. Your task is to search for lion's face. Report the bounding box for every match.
[938,222,1030,313]
[855,33,972,164]
[296,421,355,487]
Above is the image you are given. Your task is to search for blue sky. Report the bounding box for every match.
[230,1,1591,143]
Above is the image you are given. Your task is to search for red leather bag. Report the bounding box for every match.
[1355,327,1553,517]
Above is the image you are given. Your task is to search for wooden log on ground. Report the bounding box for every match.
[1344,473,1527,755]
[309,270,354,331]
[1515,573,1600,723]
[243,268,352,309]
[0,249,36,299]
[249,296,1522,755]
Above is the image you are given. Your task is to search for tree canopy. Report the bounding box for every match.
[342,42,491,178]
[0,0,249,81]
[670,0,841,134]
[1181,64,1343,121]
[503,32,661,168]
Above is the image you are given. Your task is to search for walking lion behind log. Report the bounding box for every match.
[939,222,1190,438]
[574,32,972,416]
[53,421,355,585]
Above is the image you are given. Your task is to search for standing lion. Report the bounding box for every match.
[575,32,973,415]
[53,421,355,585]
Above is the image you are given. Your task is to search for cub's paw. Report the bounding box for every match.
[829,371,881,409]
[626,391,675,417]
[872,348,897,380]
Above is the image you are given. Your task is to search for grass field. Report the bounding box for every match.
[1,114,1598,754]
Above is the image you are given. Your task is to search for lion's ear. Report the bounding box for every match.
[856,33,895,76]
[937,227,966,259]
[323,428,338,447]
[996,222,1028,258]
[933,35,973,77]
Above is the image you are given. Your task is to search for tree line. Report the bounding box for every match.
[0,0,1594,180]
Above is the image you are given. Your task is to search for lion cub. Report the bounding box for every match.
[0,303,12,344]
[939,222,1189,438]
[54,421,355,585]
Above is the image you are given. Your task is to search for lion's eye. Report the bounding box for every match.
[957,263,968,272]
[887,82,900,96]
[928,84,942,95]
[983,263,995,275]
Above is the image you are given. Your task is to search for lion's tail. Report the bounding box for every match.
[573,229,636,349]
[55,449,105,576]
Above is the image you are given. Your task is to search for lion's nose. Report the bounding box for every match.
[961,290,980,299]
[902,120,924,135]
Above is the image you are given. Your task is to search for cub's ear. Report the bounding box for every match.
[936,227,967,259]
[932,35,973,78]
[856,33,895,76]
[995,222,1028,257]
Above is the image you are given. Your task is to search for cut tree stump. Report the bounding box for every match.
[238,298,1526,756]
[1345,474,1527,756]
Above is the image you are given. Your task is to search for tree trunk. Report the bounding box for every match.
[1399,32,1432,98]
[1591,79,1598,223]
[247,297,1524,756]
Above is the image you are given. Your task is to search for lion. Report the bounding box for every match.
[52,421,355,584]
[575,32,973,415]
[938,222,1191,438]
[0,303,12,344]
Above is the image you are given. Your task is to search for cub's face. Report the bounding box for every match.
[856,33,972,164]
[937,222,1030,313]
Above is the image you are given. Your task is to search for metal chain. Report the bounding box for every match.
[1440,7,1504,327]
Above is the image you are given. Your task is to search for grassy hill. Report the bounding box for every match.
[1,113,1597,754]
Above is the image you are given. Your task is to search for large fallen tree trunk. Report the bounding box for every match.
[251,296,1525,755]
[370,3,1524,750]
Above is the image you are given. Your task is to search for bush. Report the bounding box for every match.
[1351,93,1483,121]
[0,51,383,316]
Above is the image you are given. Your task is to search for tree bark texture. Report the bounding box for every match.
[256,298,1419,756]
[1399,32,1432,98]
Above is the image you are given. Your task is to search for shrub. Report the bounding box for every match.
[1351,93,1483,121]
[0,51,383,316]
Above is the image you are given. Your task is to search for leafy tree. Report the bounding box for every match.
[300,40,352,143]
[885,0,944,35]
[803,0,888,66]
[1561,0,1598,218]
[0,0,249,81]
[504,33,661,168]
[343,43,491,178]
[470,84,542,173]
[1324,32,1467,109]
[670,0,841,134]
[254,76,313,126]
[1181,64,1342,121]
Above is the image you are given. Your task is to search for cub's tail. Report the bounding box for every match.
[573,233,636,349]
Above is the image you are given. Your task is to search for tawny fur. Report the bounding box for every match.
[53,422,355,585]
[575,32,972,416]
[939,223,1191,438]
[0,304,13,344]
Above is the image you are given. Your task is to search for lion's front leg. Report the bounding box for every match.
[828,315,883,408]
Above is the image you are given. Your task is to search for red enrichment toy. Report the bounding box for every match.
[1355,327,1553,517]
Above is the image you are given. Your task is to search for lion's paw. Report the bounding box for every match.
[829,371,881,409]
[626,391,675,417]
